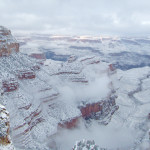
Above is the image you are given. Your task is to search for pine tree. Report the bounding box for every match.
[73,139,107,150]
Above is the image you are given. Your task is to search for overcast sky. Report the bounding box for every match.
[0,0,150,36]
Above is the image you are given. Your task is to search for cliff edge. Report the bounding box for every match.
[0,26,19,57]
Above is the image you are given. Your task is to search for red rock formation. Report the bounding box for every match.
[58,117,80,129]
[80,102,103,117]
[14,117,44,137]
[109,64,116,71]
[80,56,95,62]
[58,100,117,129]
[2,79,19,92]
[59,99,118,130]
[80,56,100,65]
[0,26,19,57]
[14,108,44,136]
[0,28,11,36]
[30,53,46,59]
[7,43,19,52]
[17,70,36,80]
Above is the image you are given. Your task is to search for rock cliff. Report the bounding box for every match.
[0,104,15,150]
[0,26,19,57]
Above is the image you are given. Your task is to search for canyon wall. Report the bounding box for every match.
[0,26,19,57]
[0,26,119,149]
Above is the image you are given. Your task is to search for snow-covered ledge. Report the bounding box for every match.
[0,80,15,150]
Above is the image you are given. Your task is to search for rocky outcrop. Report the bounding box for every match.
[59,99,118,128]
[0,104,10,145]
[80,102,103,117]
[79,96,118,125]
[17,70,36,80]
[0,26,19,57]
[2,78,19,92]
[58,97,118,128]
[0,104,15,150]
[58,117,81,129]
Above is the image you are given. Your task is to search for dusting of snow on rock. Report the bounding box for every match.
[0,27,122,150]
[0,26,19,57]
[73,139,106,150]
[0,103,15,150]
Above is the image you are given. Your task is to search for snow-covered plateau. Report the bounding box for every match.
[1,27,150,150]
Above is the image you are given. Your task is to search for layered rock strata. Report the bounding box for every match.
[0,26,19,57]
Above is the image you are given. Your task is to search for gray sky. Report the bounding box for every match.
[0,0,150,35]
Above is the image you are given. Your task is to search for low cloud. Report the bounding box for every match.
[54,121,137,150]
[59,76,110,105]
